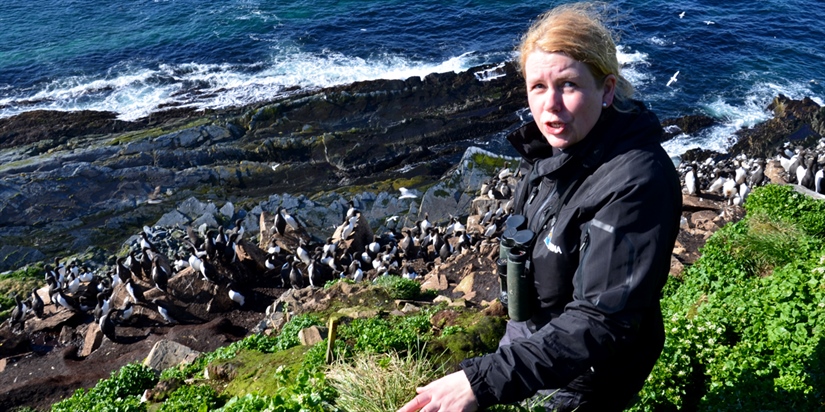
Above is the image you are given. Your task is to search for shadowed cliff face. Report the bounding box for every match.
[0,62,526,268]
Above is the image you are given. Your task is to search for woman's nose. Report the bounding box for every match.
[543,87,562,113]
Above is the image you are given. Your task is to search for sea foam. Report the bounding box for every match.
[0,50,503,121]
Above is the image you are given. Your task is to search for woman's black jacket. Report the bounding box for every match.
[461,101,682,407]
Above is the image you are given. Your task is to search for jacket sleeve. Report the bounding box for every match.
[461,154,681,407]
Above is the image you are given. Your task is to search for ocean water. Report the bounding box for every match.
[1,0,823,157]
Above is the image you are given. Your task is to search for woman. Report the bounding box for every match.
[398,3,682,412]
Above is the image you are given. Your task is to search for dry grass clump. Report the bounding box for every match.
[326,350,445,412]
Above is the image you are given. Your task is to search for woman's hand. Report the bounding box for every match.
[397,370,479,412]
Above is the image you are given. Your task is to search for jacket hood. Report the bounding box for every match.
[506,100,664,171]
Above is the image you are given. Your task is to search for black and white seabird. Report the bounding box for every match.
[289,257,304,289]
[340,215,357,240]
[232,218,245,238]
[152,256,169,293]
[121,298,134,322]
[348,260,363,283]
[281,207,300,232]
[280,257,293,288]
[483,222,497,239]
[296,239,312,267]
[9,294,25,330]
[273,207,288,235]
[115,257,131,286]
[93,292,110,322]
[227,283,245,307]
[439,240,454,261]
[125,280,146,304]
[31,288,44,319]
[54,290,78,312]
[140,231,158,253]
[153,299,178,324]
[99,311,117,342]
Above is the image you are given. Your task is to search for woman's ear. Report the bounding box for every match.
[602,74,617,107]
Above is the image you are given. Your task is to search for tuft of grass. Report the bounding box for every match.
[327,350,445,412]
[724,212,811,276]
[373,275,421,300]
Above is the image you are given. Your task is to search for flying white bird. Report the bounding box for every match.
[666,71,680,87]
[704,20,715,25]
[398,187,418,199]
[679,11,685,18]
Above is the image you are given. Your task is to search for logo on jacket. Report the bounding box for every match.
[544,232,562,254]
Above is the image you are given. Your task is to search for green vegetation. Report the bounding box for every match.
[469,152,512,176]
[44,277,505,412]
[338,310,432,354]
[632,184,825,411]
[158,385,222,412]
[372,275,424,300]
[52,363,158,412]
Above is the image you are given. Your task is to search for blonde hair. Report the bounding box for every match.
[518,2,633,105]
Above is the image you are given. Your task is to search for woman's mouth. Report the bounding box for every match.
[546,121,565,134]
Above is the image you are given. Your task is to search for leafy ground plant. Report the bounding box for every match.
[632,184,825,411]
[158,384,222,412]
[51,362,158,412]
[338,310,432,353]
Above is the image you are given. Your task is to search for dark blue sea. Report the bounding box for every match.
[1,0,823,156]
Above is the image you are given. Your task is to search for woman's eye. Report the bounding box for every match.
[562,81,576,88]
[531,83,546,91]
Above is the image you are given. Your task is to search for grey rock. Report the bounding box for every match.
[155,210,190,228]
[177,197,219,220]
[143,339,201,372]
[220,202,235,219]
[192,213,219,230]
[0,245,46,273]
[121,140,157,156]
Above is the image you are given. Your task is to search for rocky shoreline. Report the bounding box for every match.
[2,61,824,271]
[1,61,825,410]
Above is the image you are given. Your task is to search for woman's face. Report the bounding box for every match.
[525,51,616,149]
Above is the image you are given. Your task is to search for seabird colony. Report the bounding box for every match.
[2,167,521,341]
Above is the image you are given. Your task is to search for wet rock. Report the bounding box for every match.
[481,300,507,317]
[220,202,235,219]
[661,114,717,142]
[400,303,421,313]
[730,95,823,159]
[143,378,183,403]
[764,159,786,184]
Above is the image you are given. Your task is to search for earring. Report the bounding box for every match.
[602,102,608,108]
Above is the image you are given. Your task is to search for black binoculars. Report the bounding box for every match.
[497,214,534,322]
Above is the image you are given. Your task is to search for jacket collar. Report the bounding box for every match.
[506,100,662,182]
